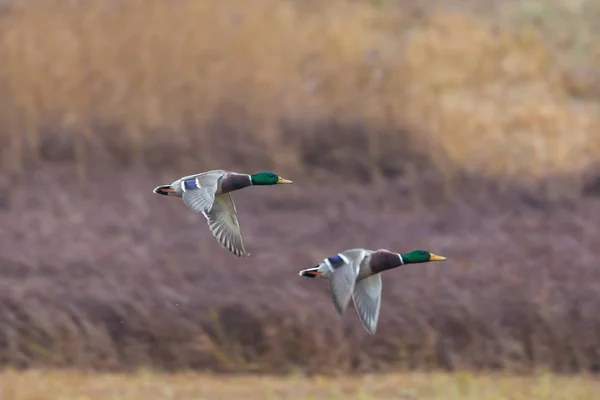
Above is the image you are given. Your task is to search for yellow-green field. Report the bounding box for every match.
[0,370,598,400]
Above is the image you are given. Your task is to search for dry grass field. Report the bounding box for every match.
[1,370,598,400]
[0,0,600,378]
[0,0,599,183]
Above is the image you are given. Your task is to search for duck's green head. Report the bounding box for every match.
[250,172,293,185]
[401,250,446,264]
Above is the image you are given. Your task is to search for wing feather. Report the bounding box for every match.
[180,171,223,214]
[205,193,248,257]
[352,274,382,335]
[327,249,366,315]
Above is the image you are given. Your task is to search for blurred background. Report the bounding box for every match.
[1,0,600,398]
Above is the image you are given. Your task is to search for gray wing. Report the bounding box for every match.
[205,193,248,257]
[328,249,366,315]
[181,172,222,214]
[352,274,382,335]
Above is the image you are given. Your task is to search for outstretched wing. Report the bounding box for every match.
[181,172,223,214]
[327,249,367,315]
[205,193,248,257]
[352,274,382,335]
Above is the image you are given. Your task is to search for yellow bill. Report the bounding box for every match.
[429,253,446,261]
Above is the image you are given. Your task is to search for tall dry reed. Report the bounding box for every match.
[0,0,598,184]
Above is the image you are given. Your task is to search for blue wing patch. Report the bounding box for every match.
[183,178,199,190]
[326,254,346,268]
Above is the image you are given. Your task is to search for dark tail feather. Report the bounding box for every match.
[153,185,175,196]
[299,265,322,278]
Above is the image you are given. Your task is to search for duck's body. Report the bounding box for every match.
[299,248,446,335]
[153,169,292,257]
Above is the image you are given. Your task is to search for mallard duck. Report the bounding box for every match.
[153,170,293,257]
[299,248,446,335]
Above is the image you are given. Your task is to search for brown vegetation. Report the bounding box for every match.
[0,0,599,375]
[2,169,600,373]
[1,0,599,183]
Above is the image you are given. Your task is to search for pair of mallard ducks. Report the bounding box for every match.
[154,169,446,335]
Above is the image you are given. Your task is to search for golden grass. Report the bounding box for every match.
[0,0,599,181]
[0,370,598,400]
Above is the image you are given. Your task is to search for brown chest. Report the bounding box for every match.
[219,174,252,194]
[369,251,402,274]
